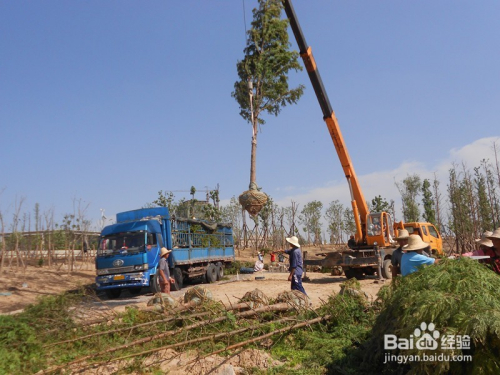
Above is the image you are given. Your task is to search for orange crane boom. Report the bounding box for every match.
[283,0,367,243]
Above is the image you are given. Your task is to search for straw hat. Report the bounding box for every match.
[160,247,172,256]
[395,229,410,240]
[475,231,493,247]
[487,228,500,240]
[402,235,430,252]
[286,236,300,248]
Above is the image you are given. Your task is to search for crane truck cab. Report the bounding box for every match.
[366,212,396,247]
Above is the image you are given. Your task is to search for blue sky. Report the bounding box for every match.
[1,1,499,230]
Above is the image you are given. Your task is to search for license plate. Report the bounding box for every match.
[114,275,125,280]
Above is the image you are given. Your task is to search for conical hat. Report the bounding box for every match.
[402,235,429,252]
[286,236,300,248]
[486,228,500,240]
[475,231,493,247]
[395,229,410,240]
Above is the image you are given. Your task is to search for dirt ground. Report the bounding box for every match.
[2,242,454,316]
[0,245,385,315]
[0,247,386,374]
[0,265,97,314]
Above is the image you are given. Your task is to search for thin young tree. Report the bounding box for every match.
[396,174,421,222]
[43,207,55,267]
[233,0,304,216]
[432,172,444,231]
[325,200,344,244]
[299,201,323,245]
[474,165,493,232]
[10,196,26,269]
[421,179,437,225]
[343,208,356,241]
[220,196,243,249]
[482,157,500,228]
[284,201,299,237]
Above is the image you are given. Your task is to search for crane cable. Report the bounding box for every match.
[242,0,248,42]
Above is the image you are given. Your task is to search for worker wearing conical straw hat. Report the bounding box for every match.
[401,235,439,276]
[159,248,175,294]
[277,236,307,295]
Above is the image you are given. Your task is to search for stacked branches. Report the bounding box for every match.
[30,289,332,374]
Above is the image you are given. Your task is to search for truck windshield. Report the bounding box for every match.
[98,232,146,255]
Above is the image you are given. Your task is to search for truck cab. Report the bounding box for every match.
[403,222,443,256]
[95,212,166,298]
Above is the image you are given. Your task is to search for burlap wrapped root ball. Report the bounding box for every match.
[239,289,270,308]
[183,286,213,306]
[239,188,268,216]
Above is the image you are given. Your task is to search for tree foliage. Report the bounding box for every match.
[396,174,421,222]
[300,200,323,245]
[421,179,436,225]
[370,195,391,213]
[232,0,304,125]
[325,200,344,244]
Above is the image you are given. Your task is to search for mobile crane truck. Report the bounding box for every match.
[283,0,442,279]
[95,207,234,298]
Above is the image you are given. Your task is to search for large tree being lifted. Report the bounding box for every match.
[232,0,304,216]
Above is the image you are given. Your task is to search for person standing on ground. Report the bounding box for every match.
[277,236,307,295]
[391,229,410,278]
[159,247,175,294]
[270,252,276,265]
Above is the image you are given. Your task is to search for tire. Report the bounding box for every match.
[216,262,224,281]
[352,268,366,280]
[206,263,218,283]
[129,287,142,295]
[343,268,355,279]
[105,288,122,299]
[382,259,393,279]
[171,267,183,291]
[364,268,376,276]
[150,272,161,293]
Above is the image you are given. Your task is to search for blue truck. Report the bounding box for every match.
[95,207,234,298]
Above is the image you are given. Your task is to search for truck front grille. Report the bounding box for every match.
[100,266,137,275]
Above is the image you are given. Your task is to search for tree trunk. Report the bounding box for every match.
[250,120,258,185]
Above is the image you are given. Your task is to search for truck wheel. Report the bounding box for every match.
[206,263,218,283]
[150,272,161,293]
[343,268,355,279]
[216,262,224,281]
[105,289,122,299]
[382,259,393,279]
[129,287,142,295]
[171,268,183,291]
[352,269,365,280]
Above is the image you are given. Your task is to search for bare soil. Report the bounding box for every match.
[0,246,387,374]
[0,245,385,315]
[0,265,96,314]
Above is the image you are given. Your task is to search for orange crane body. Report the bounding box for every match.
[283,0,442,279]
